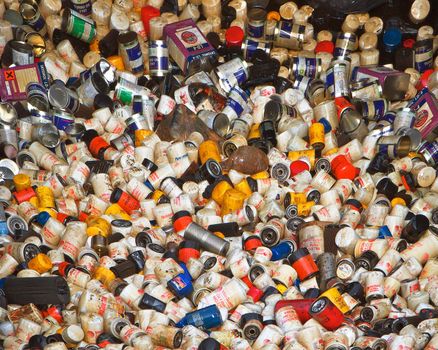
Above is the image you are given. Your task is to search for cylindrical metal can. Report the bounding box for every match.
[148,40,169,76]
[356,99,387,121]
[394,108,416,132]
[214,57,248,94]
[275,304,302,333]
[61,8,96,43]
[274,21,305,49]
[290,57,322,80]
[48,80,80,113]
[77,72,110,107]
[400,278,421,298]
[374,249,401,276]
[6,40,34,66]
[19,0,46,33]
[324,332,349,350]
[118,31,144,75]
[334,32,357,58]
[326,61,350,98]
[414,39,433,73]
[242,39,271,60]
[69,0,92,17]
[364,271,385,301]
[198,110,230,138]
[52,109,75,131]
[377,135,412,159]
[26,83,49,112]
[252,324,284,349]
[149,325,183,348]
[247,8,266,39]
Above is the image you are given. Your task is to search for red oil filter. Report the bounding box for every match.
[274,298,316,323]
[417,69,434,90]
[141,6,160,36]
[13,186,36,203]
[172,210,193,233]
[82,130,110,158]
[57,212,75,225]
[287,247,319,281]
[225,26,245,47]
[247,285,264,302]
[78,211,89,222]
[309,296,345,330]
[244,235,263,251]
[178,240,200,264]
[315,40,335,54]
[290,159,311,177]
[110,188,140,214]
[331,154,359,180]
[404,38,415,48]
[241,275,254,289]
[43,305,63,323]
[89,137,110,158]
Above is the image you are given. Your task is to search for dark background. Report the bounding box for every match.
[267,0,437,33]
[264,0,437,66]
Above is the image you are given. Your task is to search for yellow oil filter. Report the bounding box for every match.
[152,190,166,203]
[325,147,339,156]
[199,140,221,164]
[89,38,100,53]
[320,287,350,314]
[105,204,131,220]
[28,253,53,273]
[267,11,281,21]
[248,123,261,140]
[93,266,116,287]
[29,196,39,208]
[221,189,247,215]
[211,180,233,205]
[35,186,55,208]
[234,179,253,197]
[86,216,111,237]
[135,129,154,146]
[391,197,406,207]
[214,231,225,239]
[276,283,287,294]
[13,174,31,191]
[288,149,316,168]
[107,55,125,70]
[309,122,325,150]
[251,171,270,179]
[408,152,424,161]
[288,192,307,204]
[297,201,315,216]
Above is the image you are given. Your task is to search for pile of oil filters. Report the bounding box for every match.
[0,0,437,348]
